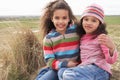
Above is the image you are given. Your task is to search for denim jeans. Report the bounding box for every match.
[35,67,59,80]
[58,68,67,80]
[62,64,110,80]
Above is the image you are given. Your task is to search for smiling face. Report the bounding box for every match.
[51,9,70,34]
[82,16,100,34]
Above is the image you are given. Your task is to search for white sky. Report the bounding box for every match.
[0,0,120,16]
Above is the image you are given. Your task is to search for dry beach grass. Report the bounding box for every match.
[0,23,45,80]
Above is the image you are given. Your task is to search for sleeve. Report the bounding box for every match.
[100,44,118,64]
[43,37,54,61]
[43,37,68,70]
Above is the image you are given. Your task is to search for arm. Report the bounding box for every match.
[43,37,78,70]
[98,34,118,64]
[43,37,60,70]
[100,45,118,64]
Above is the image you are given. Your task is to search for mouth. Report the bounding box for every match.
[85,26,92,30]
[57,24,65,28]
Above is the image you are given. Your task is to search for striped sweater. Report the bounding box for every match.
[43,24,80,70]
[79,34,118,74]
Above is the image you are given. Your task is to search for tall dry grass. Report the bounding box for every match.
[107,25,120,80]
[0,22,45,80]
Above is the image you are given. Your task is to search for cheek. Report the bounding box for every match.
[65,19,70,23]
[94,23,99,29]
[52,20,57,24]
[66,20,70,24]
[96,22,100,27]
[82,20,86,25]
[93,26,98,30]
[82,22,86,28]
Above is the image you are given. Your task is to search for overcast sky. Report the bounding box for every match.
[0,0,120,16]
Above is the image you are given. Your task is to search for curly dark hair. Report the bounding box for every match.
[40,0,77,40]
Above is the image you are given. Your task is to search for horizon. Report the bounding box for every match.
[0,15,120,17]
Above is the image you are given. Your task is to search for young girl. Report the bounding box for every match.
[61,4,118,80]
[35,0,80,80]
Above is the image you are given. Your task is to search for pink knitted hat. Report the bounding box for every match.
[81,4,104,23]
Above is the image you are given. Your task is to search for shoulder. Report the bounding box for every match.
[66,24,77,33]
[68,24,77,29]
[45,29,60,39]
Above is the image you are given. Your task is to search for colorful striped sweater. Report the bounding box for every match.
[43,24,80,70]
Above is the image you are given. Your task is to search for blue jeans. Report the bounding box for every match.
[58,68,67,80]
[62,64,110,80]
[35,67,58,80]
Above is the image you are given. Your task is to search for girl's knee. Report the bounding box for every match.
[62,69,76,79]
[58,68,66,80]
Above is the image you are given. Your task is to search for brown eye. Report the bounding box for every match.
[54,16,59,20]
[63,16,67,20]
[83,18,88,21]
[92,19,96,22]
[92,19,98,22]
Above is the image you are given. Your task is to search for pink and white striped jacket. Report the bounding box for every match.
[79,34,118,74]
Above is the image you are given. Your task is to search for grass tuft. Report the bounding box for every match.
[0,22,45,80]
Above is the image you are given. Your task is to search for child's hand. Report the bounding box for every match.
[67,60,79,68]
[98,34,116,56]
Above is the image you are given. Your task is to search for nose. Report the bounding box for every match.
[86,20,92,25]
[59,19,63,23]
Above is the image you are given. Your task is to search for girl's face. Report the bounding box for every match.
[82,16,100,34]
[52,9,70,34]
